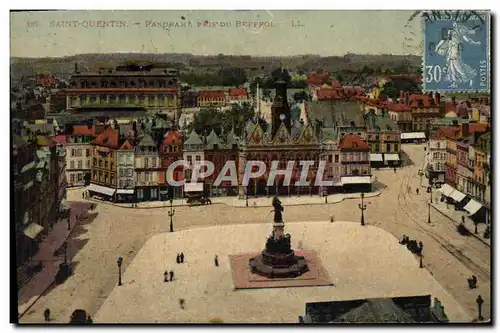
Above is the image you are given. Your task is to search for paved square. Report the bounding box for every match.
[230,250,332,289]
[94,222,471,323]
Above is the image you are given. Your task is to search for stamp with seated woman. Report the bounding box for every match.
[423,10,490,92]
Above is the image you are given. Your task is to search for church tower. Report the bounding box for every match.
[271,78,291,138]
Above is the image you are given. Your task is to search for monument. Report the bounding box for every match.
[248,197,309,278]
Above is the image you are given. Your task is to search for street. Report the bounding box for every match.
[18,144,490,323]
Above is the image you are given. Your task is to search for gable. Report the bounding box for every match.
[248,124,264,146]
[297,122,318,145]
[272,122,292,145]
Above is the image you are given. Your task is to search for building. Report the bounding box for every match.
[299,295,448,323]
[89,127,120,201]
[65,66,180,113]
[197,90,226,108]
[183,129,206,185]
[339,134,371,192]
[407,93,442,137]
[13,134,38,265]
[228,88,249,104]
[387,103,412,133]
[427,127,459,184]
[116,138,136,202]
[134,134,160,201]
[158,130,184,199]
[65,124,98,187]
[204,129,240,196]
[364,111,401,166]
[319,127,342,191]
[181,90,198,108]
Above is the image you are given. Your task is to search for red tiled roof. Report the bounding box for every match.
[119,139,134,150]
[331,80,342,88]
[433,127,460,140]
[317,87,365,101]
[387,103,410,112]
[408,94,439,108]
[306,72,330,86]
[317,88,341,100]
[197,90,225,99]
[92,127,120,149]
[73,125,96,136]
[161,131,183,146]
[36,76,57,86]
[229,88,248,97]
[468,123,488,134]
[339,134,369,150]
[55,135,68,144]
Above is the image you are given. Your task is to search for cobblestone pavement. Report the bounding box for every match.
[18,144,491,323]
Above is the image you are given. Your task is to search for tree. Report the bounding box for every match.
[218,67,247,87]
[293,91,308,102]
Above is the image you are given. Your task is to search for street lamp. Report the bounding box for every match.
[62,241,68,264]
[117,256,123,286]
[476,295,484,321]
[419,241,424,268]
[358,192,367,226]
[168,199,175,233]
[428,200,431,224]
[245,187,249,207]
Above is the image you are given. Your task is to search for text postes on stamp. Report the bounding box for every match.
[423,10,490,92]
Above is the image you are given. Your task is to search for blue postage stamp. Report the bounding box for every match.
[423,10,490,92]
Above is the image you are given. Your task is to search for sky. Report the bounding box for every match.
[10,10,422,58]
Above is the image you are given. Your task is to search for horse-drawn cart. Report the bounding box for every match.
[184,183,211,206]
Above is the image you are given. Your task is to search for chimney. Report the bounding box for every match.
[405,92,409,105]
[399,90,404,103]
[461,123,469,137]
[435,92,441,105]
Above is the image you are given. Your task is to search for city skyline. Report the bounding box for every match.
[11,10,422,58]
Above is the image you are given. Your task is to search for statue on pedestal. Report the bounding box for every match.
[272,197,284,223]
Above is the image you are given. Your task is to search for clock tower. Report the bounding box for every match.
[271,78,291,139]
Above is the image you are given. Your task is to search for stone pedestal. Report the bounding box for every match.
[248,221,309,278]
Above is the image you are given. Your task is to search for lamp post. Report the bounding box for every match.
[358,192,367,226]
[419,241,423,268]
[117,256,123,286]
[62,241,68,264]
[245,187,249,207]
[168,199,175,233]
[476,295,484,321]
[428,200,431,224]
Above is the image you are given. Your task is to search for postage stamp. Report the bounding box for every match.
[423,10,490,92]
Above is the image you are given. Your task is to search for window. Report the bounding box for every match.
[151,188,158,199]
[99,171,103,182]
[105,174,109,184]
[105,161,108,169]
[87,160,90,169]
[187,156,192,164]
[111,163,114,170]
[110,175,115,185]
[70,161,75,169]
[93,171,97,180]
[328,155,333,163]
[119,169,124,177]
[152,158,156,168]
[335,155,339,163]
[99,160,103,168]
[375,144,380,152]
[394,144,398,152]
[93,157,97,166]
[77,173,83,182]
[137,189,144,199]
[70,174,75,183]
[127,179,133,188]
[86,149,90,157]
[127,169,133,177]
[77,160,82,169]
[71,149,76,157]
[386,143,391,152]
[144,158,149,168]
[196,156,201,162]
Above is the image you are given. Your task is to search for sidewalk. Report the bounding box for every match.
[85,191,381,209]
[430,192,490,247]
[18,202,93,318]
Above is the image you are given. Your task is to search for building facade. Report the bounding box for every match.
[116,139,136,202]
[65,125,96,187]
[89,128,120,200]
[197,90,226,108]
[158,130,184,199]
[134,134,160,201]
[339,134,371,192]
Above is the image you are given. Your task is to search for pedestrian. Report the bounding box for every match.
[164,270,169,282]
[87,315,93,324]
[394,167,397,173]
[176,254,180,264]
[169,270,174,281]
[214,255,219,267]
[179,298,185,309]
[82,192,85,199]
[416,188,419,195]
[180,252,184,263]
[44,308,50,322]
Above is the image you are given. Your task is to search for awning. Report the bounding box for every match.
[401,132,426,140]
[370,154,383,162]
[439,184,455,197]
[341,176,372,185]
[21,161,36,173]
[116,189,134,194]
[184,182,204,193]
[88,183,116,196]
[464,199,483,215]
[24,223,44,239]
[384,154,400,161]
[449,189,466,202]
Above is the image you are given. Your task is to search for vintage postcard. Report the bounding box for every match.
[11,10,491,325]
